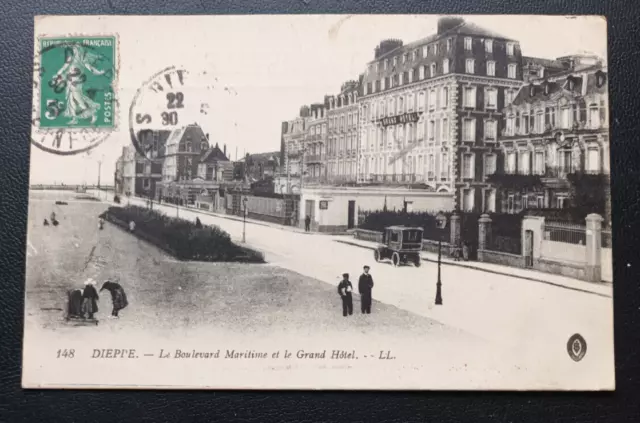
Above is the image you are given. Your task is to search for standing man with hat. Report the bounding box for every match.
[358,265,374,314]
[337,273,354,317]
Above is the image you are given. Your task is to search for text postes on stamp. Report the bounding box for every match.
[129,67,217,160]
[31,35,118,155]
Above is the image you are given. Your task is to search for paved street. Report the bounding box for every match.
[112,193,615,388]
[23,190,614,389]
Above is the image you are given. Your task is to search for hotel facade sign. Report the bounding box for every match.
[378,111,421,127]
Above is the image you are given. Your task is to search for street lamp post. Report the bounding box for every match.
[434,212,448,306]
[242,196,248,243]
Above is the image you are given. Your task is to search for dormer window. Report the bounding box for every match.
[529,85,535,97]
[464,37,472,51]
[596,71,606,87]
[393,56,398,67]
[568,78,575,91]
[544,83,550,96]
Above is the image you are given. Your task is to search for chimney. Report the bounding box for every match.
[206,133,210,140]
[224,144,227,157]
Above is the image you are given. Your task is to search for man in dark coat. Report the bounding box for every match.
[81,279,99,319]
[100,280,129,319]
[304,215,311,232]
[358,265,374,314]
[337,273,353,317]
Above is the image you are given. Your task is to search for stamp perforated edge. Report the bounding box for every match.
[31,32,121,135]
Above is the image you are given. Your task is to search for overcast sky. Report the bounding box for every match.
[30,14,607,185]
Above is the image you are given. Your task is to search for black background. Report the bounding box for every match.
[1,1,639,422]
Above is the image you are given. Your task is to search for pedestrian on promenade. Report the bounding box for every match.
[98,217,104,230]
[43,219,50,226]
[462,241,469,261]
[304,215,311,232]
[358,265,374,314]
[81,278,99,320]
[337,273,354,317]
[100,280,128,319]
[195,217,203,228]
[129,220,136,232]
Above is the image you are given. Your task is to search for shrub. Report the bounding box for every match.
[101,206,265,263]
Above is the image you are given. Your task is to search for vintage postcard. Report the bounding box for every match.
[23,15,614,390]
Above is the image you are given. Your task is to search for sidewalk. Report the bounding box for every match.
[334,236,612,298]
[92,191,310,235]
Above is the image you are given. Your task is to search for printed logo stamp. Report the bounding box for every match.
[31,35,118,155]
[567,333,587,362]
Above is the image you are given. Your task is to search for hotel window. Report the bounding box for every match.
[507,42,515,56]
[443,58,450,74]
[466,59,475,74]
[484,154,496,177]
[484,119,497,140]
[534,111,544,133]
[186,142,192,152]
[485,39,493,53]
[397,125,404,144]
[586,148,600,173]
[413,50,418,60]
[430,63,436,77]
[464,37,472,51]
[398,96,404,114]
[441,153,449,179]
[384,59,388,70]
[560,107,570,128]
[505,89,515,105]
[428,120,435,140]
[393,56,398,67]
[407,123,414,143]
[463,86,476,108]
[418,92,425,111]
[419,66,425,80]
[462,154,474,179]
[398,73,403,85]
[408,93,415,112]
[485,88,497,109]
[388,98,394,116]
[446,38,452,51]
[417,120,425,140]
[519,151,530,174]
[442,118,449,141]
[557,196,568,209]
[381,78,386,90]
[508,63,517,79]
[589,104,599,128]
[484,189,496,212]
[486,60,496,76]
[462,118,476,142]
[408,69,414,83]
[403,53,408,63]
[428,89,436,110]
[506,152,516,173]
[433,44,439,55]
[439,87,448,109]
[428,154,435,179]
[379,101,385,118]
[534,151,545,175]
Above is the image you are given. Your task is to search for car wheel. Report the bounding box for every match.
[392,252,400,267]
[374,249,381,262]
[414,256,421,267]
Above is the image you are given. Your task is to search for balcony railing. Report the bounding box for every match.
[305,154,324,163]
[369,174,417,183]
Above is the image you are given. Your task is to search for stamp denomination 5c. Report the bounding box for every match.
[39,37,116,129]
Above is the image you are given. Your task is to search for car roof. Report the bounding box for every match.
[387,226,424,231]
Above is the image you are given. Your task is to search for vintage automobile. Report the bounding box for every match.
[373,226,424,267]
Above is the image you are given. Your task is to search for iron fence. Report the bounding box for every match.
[543,221,587,245]
[488,235,522,255]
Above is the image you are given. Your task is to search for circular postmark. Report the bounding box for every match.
[128,66,233,161]
[567,333,587,362]
[31,36,118,155]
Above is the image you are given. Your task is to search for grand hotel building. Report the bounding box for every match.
[358,17,525,211]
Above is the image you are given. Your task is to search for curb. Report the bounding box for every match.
[334,239,611,298]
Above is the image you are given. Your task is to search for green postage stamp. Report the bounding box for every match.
[38,36,117,129]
